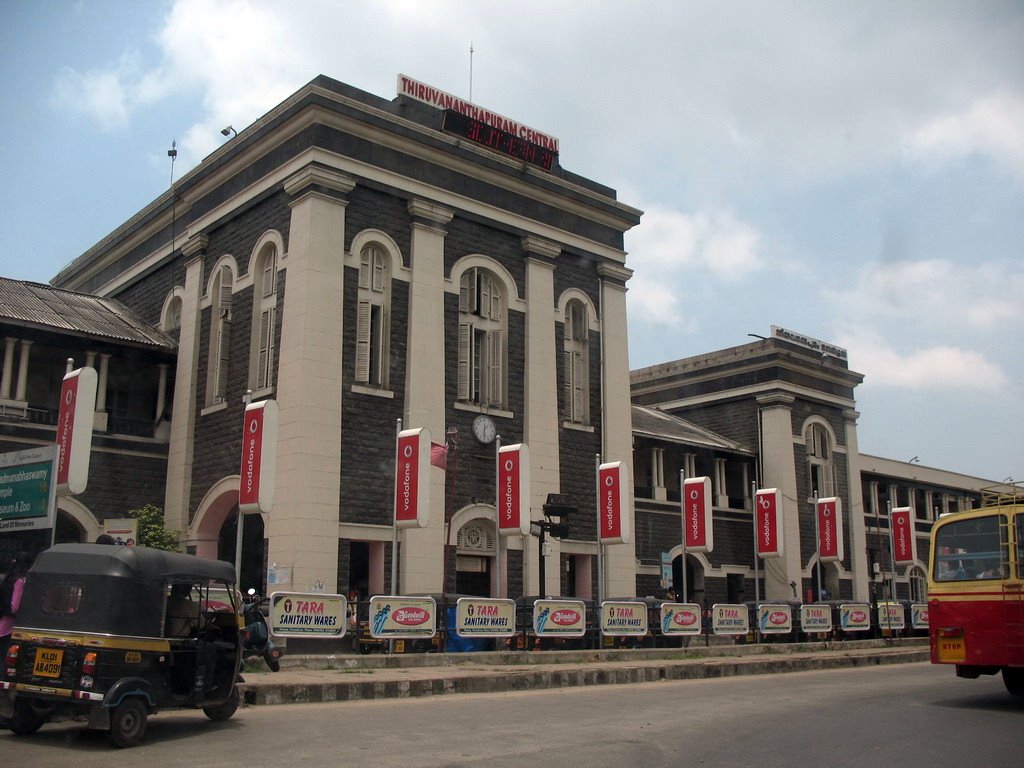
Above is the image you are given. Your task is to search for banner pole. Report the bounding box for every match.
[494,434,502,598]
[595,454,603,608]
[886,499,896,637]
[680,469,687,603]
[390,418,402,597]
[813,491,822,602]
[752,481,760,604]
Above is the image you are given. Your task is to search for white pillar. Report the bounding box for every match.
[400,199,453,594]
[597,263,636,599]
[155,364,169,421]
[1,337,15,400]
[843,408,870,601]
[523,238,561,596]
[14,340,32,401]
[165,237,207,538]
[269,166,353,594]
[757,393,801,599]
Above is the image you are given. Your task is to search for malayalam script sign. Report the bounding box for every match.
[800,603,834,633]
[712,604,749,635]
[369,595,437,639]
[659,602,703,636]
[270,592,347,638]
[533,599,586,637]
[455,598,516,637]
[600,601,648,636]
[0,446,57,532]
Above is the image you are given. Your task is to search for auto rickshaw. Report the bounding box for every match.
[0,543,244,747]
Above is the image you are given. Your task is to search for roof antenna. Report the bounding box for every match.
[469,42,474,102]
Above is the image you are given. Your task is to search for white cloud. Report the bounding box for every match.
[52,55,137,131]
[841,330,1008,391]
[627,205,764,279]
[905,92,1024,178]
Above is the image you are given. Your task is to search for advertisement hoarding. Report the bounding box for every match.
[270,591,347,638]
[55,366,97,496]
[533,599,586,637]
[497,443,531,536]
[368,595,437,639]
[683,476,713,553]
[597,461,630,544]
[394,427,431,529]
[600,600,648,636]
[0,445,57,533]
[455,598,516,637]
[815,497,845,562]
[659,602,703,636]
[890,506,917,566]
[754,487,783,558]
[239,399,278,515]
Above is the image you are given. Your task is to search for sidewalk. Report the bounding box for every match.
[238,638,930,707]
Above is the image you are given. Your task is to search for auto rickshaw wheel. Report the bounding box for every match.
[203,685,240,721]
[9,700,45,736]
[108,697,148,748]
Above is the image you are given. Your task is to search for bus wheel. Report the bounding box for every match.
[108,697,148,748]
[1003,668,1024,696]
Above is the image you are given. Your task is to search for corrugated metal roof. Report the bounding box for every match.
[632,405,753,454]
[0,277,176,351]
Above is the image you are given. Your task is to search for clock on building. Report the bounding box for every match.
[472,414,497,444]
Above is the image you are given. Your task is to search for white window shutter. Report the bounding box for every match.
[219,266,233,315]
[372,249,386,293]
[257,307,274,389]
[571,350,584,421]
[457,323,472,400]
[216,320,231,400]
[356,301,371,383]
[262,253,276,297]
[486,330,502,406]
[459,268,477,313]
[563,349,572,417]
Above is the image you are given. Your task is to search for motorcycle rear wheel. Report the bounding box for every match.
[264,651,281,672]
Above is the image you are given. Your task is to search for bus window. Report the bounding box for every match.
[1018,515,1024,580]
[933,515,1006,581]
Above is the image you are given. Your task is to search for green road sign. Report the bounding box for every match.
[0,445,57,532]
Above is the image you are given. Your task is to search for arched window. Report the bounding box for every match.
[458,266,506,407]
[805,422,836,498]
[250,245,278,391]
[162,295,182,342]
[206,264,233,405]
[563,299,589,423]
[355,243,391,387]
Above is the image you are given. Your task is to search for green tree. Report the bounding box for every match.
[126,504,181,552]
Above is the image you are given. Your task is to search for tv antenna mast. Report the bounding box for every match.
[469,42,474,101]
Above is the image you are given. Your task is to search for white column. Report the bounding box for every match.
[400,199,453,594]
[523,238,561,596]
[155,364,169,421]
[714,458,728,507]
[843,408,870,601]
[14,340,32,401]
[1,337,15,400]
[268,166,353,594]
[757,393,801,599]
[597,263,636,598]
[165,237,206,539]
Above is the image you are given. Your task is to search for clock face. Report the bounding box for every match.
[472,415,496,444]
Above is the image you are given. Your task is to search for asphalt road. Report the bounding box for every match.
[3,662,1022,767]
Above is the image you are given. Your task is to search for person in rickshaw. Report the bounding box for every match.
[165,583,201,638]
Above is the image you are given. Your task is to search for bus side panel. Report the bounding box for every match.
[929,595,1009,667]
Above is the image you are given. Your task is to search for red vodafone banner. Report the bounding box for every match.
[683,476,713,553]
[55,366,98,496]
[497,443,531,536]
[754,487,783,558]
[239,399,278,514]
[394,427,431,529]
[816,497,845,562]
[598,461,630,544]
[891,506,917,565]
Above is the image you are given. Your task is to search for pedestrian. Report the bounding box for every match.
[0,551,34,729]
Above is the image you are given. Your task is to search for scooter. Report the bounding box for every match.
[241,588,282,672]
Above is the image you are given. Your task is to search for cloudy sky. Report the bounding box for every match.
[1,1,1021,480]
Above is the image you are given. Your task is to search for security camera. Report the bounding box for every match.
[220,125,235,137]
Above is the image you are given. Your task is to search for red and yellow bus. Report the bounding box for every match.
[928,487,1024,695]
